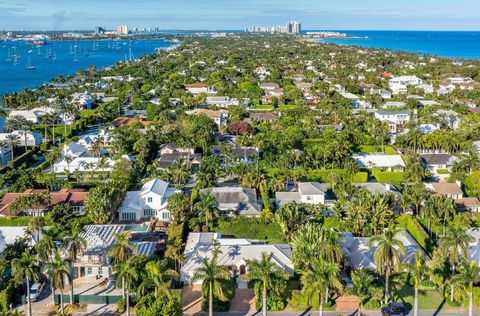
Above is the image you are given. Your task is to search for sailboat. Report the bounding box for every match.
[13,55,19,66]
[74,50,79,62]
[26,57,36,70]
[84,48,89,57]
[52,52,57,61]
[92,41,97,51]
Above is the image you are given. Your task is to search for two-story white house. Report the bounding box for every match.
[118,178,180,221]
[275,182,336,207]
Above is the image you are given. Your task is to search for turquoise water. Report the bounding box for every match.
[0,38,176,96]
[317,30,480,60]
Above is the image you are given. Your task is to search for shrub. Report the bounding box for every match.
[436,168,449,174]
[116,298,126,313]
[254,278,287,311]
[0,280,16,312]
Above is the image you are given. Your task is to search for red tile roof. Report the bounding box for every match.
[0,189,89,216]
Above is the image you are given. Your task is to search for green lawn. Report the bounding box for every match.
[354,145,398,155]
[215,217,286,244]
[0,216,33,226]
[372,168,405,186]
[394,284,461,310]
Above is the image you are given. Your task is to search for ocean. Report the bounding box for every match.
[316,30,480,60]
[0,38,176,97]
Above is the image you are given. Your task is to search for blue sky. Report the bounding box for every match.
[0,0,479,31]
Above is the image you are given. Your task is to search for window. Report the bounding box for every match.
[147,197,153,203]
[121,213,136,221]
[87,267,92,275]
[162,212,171,220]
[98,266,103,275]
[144,209,157,217]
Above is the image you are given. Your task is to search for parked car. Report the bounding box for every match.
[27,282,45,302]
[381,302,408,316]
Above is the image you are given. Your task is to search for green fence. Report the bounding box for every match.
[55,294,122,304]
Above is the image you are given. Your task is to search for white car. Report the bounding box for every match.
[27,282,45,302]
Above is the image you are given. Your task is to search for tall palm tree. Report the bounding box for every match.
[369,224,406,304]
[61,225,87,305]
[5,116,32,152]
[191,241,230,316]
[114,258,138,316]
[108,232,136,265]
[405,252,430,316]
[301,259,343,316]
[5,133,21,161]
[43,251,70,312]
[195,192,218,232]
[11,252,40,316]
[244,252,287,316]
[27,216,45,243]
[138,259,179,298]
[438,226,473,301]
[452,260,480,316]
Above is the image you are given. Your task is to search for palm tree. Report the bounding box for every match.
[5,116,32,152]
[452,260,480,316]
[138,259,179,298]
[27,216,45,243]
[11,252,40,316]
[301,259,343,316]
[405,252,430,316]
[61,225,87,305]
[108,232,136,265]
[191,241,230,316]
[5,133,20,161]
[438,226,473,301]
[195,192,218,232]
[113,258,138,316]
[369,224,406,304]
[170,158,191,187]
[43,251,70,312]
[244,252,287,316]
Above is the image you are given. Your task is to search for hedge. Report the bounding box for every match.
[436,168,449,174]
[267,168,368,184]
[397,214,434,256]
[289,290,335,309]
[7,150,35,169]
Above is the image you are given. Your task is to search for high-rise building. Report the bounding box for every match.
[117,24,129,35]
[94,26,106,35]
[291,21,301,34]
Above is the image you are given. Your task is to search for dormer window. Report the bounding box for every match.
[147,197,153,203]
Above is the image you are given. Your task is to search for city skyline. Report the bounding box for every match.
[0,0,480,31]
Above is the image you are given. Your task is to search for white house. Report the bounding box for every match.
[389,75,424,86]
[353,153,406,171]
[185,83,215,95]
[206,96,241,107]
[374,110,411,134]
[275,182,335,207]
[180,232,294,288]
[53,156,116,173]
[0,131,43,147]
[340,230,422,270]
[382,101,406,109]
[118,178,180,221]
[70,225,156,280]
